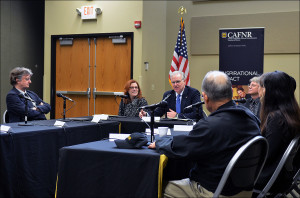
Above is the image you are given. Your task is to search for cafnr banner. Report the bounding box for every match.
[219,27,264,99]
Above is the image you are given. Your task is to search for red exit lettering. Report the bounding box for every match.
[84,6,94,15]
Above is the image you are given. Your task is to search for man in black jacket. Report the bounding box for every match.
[149,71,261,197]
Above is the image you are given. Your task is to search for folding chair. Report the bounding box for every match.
[213,136,269,198]
[275,168,300,198]
[257,136,300,198]
[3,110,9,123]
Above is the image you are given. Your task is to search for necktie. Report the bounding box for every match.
[25,93,37,107]
[250,99,255,113]
[176,94,181,114]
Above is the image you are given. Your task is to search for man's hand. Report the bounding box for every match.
[167,109,177,118]
[148,142,156,149]
[139,109,147,118]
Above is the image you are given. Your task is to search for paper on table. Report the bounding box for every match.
[173,125,193,131]
[142,117,161,122]
[109,133,130,141]
[92,114,108,123]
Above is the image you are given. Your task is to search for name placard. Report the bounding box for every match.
[92,114,109,123]
[173,125,193,132]
[142,117,160,122]
[54,120,65,127]
[0,125,11,133]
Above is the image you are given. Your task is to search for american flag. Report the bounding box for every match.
[169,17,190,86]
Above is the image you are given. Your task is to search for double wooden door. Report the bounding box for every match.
[53,35,132,119]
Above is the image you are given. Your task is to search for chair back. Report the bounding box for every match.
[275,168,300,198]
[3,110,9,123]
[213,136,269,198]
[257,136,300,198]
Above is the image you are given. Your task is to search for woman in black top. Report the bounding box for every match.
[118,79,148,117]
[254,71,300,196]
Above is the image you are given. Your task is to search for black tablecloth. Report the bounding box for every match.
[108,116,193,134]
[56,137,193,198]
[0,119,119,198]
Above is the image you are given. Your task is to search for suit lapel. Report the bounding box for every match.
[181,86,189,112]
[169,91,176,111]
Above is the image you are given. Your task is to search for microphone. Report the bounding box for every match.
[183,101,205,112]
[56,93,74,102]
[162,94,171,101]
[19,93,34,102]
[139,100,168,110]
[234,98,247,103]
[117,95,129,99]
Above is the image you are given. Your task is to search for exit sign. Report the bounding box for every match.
[81,5,96,20]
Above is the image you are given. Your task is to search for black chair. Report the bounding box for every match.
[213,136,269,198]
[3,110,9,123]
[257,136,300,198]
[275,168,300,198]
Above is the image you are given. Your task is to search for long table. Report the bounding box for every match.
[56,133,193,198]
[108,116,193,134]
[0,119,119,198]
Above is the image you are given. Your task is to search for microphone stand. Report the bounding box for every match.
[195,106,201,122]
[58,97,71,122]
[63,98,66,120]
[150,109,155,143]
[165,107,168,119]
[18,99,33,126]
[121,98,125,116]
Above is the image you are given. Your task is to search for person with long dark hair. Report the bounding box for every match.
[254,71,300,196]
[118,79,148,117]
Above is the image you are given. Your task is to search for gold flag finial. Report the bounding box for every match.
[178,6,187,15]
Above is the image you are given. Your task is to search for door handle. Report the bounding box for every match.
[94,91,124,96]
[56,90,90,96]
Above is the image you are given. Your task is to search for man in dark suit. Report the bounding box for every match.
[152,71,203,120]
[6,67,51,123]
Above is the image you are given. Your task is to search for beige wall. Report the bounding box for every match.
[165,0,300,104]
[44,1,144,104]
[45,1,300,110]
[141,1,167,104]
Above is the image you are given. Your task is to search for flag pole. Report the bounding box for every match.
[178,6,187,49]
[169,6,190,86]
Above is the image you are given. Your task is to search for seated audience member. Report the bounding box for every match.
[6,67,51,123]
[237,87,250,99]
[141,71,203,120]
[118,79,148,117]
[148,71,261,197]
[253,71,300,196]
[242,76,261,118]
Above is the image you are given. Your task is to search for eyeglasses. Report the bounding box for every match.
[129,86,139,89]
[248,84,258,88]
[171,80,182,84]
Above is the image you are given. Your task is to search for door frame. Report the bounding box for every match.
[50,32,134,119]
